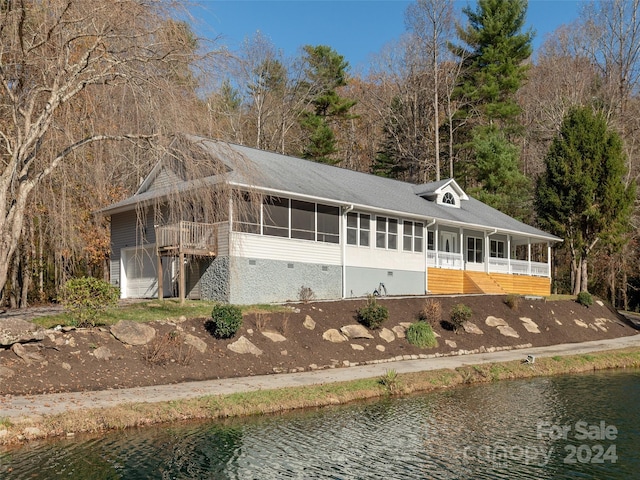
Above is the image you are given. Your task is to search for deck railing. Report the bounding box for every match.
[155,221,219,252]
[427,250,549,277]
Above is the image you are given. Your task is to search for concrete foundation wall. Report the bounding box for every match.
[199,256,231,303]
[227,256,342,305]
[345,266,425,298]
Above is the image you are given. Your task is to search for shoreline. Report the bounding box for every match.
[2,334,640,446]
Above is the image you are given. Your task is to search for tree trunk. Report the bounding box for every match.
[580,257,589,293]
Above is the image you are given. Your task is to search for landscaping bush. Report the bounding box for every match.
[356,295,389,330]
[406,322,438,349]
[504,294,521,310]
[418,298,442,325]
[448,303,472,332]
[208,304,243,339]
[298,286,315,303]
[58,276,120,327]
[577,291,594,307]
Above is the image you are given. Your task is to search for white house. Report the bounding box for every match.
[100,136,560,304]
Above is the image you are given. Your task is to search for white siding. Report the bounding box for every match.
[217,222,230,256]
[231,232,341,265]
[346,245,424,271]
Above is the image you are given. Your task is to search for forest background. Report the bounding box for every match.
[1,0,638,311]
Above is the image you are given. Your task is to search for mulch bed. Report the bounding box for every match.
[0,295,637,397]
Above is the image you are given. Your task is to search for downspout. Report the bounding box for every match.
[425,219,436,293]
[486,229,497,273]
[342,205,354,299]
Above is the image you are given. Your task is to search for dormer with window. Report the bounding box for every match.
[412,178,468,209]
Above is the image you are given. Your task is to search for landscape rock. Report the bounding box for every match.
[463,321,484,334]
[445,340,457,348]
[110,320,156,346]
[485,316,508,327]
[574,319,588,328]
[227,336,263,356]
[261,329,287,342]
[340,324,374,339]
[379,328,395,343]
[496,325,520,338]
[303,315,316,330]
[323,329,348,343]
[62,362,71,371]
[392,325,407,338]
[520,317,541,333]
[376,345,386,352]
[92,346,113,361]
[351,344,365,350]
[11,343,45,365]
[0,318,45,346]
[594,318,610,332]
[183,333,208,353]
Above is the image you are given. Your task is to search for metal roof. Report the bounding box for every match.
[101,136,560,242]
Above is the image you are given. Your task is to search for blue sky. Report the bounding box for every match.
[193,1,585,72]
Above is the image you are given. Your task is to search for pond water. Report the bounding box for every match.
[2,370,639,479]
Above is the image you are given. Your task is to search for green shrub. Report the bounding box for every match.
[417,298,442,325]
[449,303,472,332]
[577,291,594,307]
[58,277,120,327]
[504,294,521,310]
[356,295,389,330]
[208,304,243,339]
[406,322,438,349]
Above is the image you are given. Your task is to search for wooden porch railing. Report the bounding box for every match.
[155,221,219,254]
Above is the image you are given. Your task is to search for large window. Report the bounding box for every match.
[317,204,340,243]
[376,216,398,250]
[291,200,315,240]
[347,212,370,247]
[240,195,339,244]
[490,239,505,258]
[234,193,260,234]
[263,197,289,237]
[403,221,424,252]
[467,236,483,263]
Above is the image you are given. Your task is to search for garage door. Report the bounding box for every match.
[122,246,161,298]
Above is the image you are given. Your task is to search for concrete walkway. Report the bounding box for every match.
[2,334,640,420]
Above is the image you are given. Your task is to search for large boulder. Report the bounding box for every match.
[227,336,263,356]
[340,324,374,339]
[0,318,45,346]
[110,320,156,346]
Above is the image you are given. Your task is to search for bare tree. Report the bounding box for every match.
[0,0,215,299]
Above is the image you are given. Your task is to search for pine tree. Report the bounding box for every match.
[450,0,533,129]
[299,45,356,164]
[535,107,635,295]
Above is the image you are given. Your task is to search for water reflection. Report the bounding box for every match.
[2,370,639,479]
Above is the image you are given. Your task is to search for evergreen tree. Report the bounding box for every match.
[467,127,531,221]
[450,0,533,129]
[535,107,635,295]
[299,45,356,164]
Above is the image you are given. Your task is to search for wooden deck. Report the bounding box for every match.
[427,268,551,296]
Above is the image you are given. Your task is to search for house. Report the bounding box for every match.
[100,136,561,304]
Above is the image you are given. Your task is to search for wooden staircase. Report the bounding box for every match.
[464,271,507,294]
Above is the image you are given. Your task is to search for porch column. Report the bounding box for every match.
[547,242,552,278]
[507,235,512,274]
[179,251,185,305]
[435,224,439,267]
[459,227,463,270]
[157,251,163,300]
[527,239,532,276]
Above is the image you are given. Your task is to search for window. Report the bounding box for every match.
[291,200,315,240]
[403,221,424,252]
[442,192,456,205]
[490,239,505,258]
[467,236,483,263]
[234,193,260,234]
[317,204,340,243]
[427,231,435,251]
[347,212,370,247]
[263,197,289,237]
[376,216,398,250]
